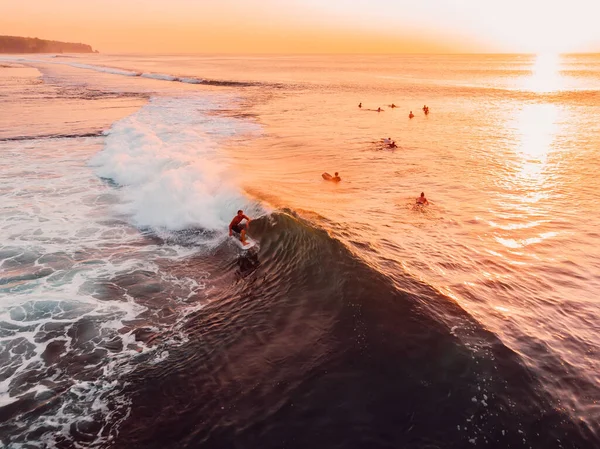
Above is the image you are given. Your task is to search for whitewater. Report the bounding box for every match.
[0,59,265,447]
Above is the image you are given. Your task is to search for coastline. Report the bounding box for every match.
[0,35,95,54]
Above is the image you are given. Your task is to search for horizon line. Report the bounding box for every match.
[87,51,600,56]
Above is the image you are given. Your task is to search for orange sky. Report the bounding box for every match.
[3,0,600,53]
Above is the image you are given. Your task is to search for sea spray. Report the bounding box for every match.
[89,96,263,233]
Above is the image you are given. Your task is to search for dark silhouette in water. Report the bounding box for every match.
[236,251,261,280]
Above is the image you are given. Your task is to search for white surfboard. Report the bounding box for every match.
[231,235,258,250]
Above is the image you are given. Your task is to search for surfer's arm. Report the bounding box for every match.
[243,215,251,227]
[228,220,234,236]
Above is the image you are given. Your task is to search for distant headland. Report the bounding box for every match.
[0,36,97,54]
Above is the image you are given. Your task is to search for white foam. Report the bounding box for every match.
[89,95,262,235]
[0,56,141,77]
[0,133,208,447]
[141,72,178,81]
[69,62,140,77]
[0,56,210,87]
[179,77,205,84]
[0,78,263,447]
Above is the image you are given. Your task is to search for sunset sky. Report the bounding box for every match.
[3,0,600,54]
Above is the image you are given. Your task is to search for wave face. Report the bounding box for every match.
[109,211,594,449]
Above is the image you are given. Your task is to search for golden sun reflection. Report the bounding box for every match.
[502,102,561,210]
[525,52,563,93]
[516,103,558,162]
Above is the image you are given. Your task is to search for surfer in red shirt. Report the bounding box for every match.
[229,210,251,245]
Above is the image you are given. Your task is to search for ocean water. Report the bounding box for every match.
[0,53,599,449]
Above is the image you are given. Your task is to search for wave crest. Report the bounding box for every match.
[89,96,262,234]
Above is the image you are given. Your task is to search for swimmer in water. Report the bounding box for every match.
[391,103,397,108]
[377,107,383,112]
[358,102,362,108]
[332,172,341,182]
[416,192,429,205]
[389,141,397,148]
[409,111,414,119]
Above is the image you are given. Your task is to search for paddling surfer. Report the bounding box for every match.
[322,172,342,182]
[416,192,429,205]
[229,210,252,245]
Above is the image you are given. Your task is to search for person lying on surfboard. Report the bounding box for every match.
[322,172,341,182]
[229,210,252,245]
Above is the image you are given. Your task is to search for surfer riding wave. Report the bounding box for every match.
[229,210,252,245]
